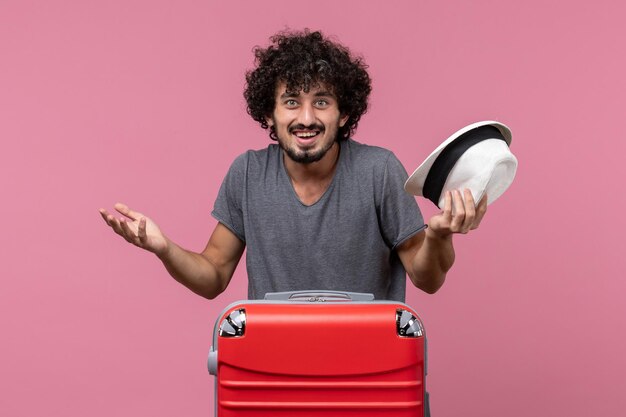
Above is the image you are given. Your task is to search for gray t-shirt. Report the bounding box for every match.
[212,139,426,302]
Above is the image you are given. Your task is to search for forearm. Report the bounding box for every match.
[100,205,241,298]
[408,228,455,294]
[156,240,227,299]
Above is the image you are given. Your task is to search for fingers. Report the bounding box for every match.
[137,217,147,245]
[461,189,477,232]
[114,202,142,221]
[441,191,453,221]
[471,192,488,230]
[99,208,112,225]
[449,190,464,231]
[119,218,141,245]
[100,208,124,234]
[100,207,142,245]
[428,189,487,237]
[448,190,480,234]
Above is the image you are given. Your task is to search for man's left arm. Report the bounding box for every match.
[397,189,488,294]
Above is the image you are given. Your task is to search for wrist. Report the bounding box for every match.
[155,237,173,260]
[425,226,452,242]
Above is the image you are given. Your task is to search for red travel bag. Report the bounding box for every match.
[208,291,429,417]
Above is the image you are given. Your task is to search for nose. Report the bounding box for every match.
[297,102,316,126]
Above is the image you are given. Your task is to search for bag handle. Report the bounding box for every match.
[263,290,375,302]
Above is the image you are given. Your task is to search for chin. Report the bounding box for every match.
[285,147,326,164]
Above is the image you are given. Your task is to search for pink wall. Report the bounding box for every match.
[1,1,625,416]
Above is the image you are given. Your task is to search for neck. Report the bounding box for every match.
[283,142,340,183]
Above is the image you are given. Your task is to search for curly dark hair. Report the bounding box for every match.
[244,29,372,141]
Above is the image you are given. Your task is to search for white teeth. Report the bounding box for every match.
[294,132,318,138]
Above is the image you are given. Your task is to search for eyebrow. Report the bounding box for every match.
[280,90,335,99]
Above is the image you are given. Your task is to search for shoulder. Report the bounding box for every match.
[344,138,393,160]
[229,144,280,173]
[342,139,403,174]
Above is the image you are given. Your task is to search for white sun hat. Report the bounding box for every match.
[404,121,517,209]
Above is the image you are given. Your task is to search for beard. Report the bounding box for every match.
[280,137,336,164]
[275,123,339,164]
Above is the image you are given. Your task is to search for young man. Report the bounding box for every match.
[100,30,487,302]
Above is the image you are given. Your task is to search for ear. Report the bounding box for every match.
[339,115,349,128]
[265,115,274,127]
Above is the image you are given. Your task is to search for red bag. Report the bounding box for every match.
[208,291,429,417]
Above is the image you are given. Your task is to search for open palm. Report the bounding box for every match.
[99,203,168,256]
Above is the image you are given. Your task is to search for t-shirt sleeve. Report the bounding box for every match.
[379,153,426,249]
[211,153,247,242]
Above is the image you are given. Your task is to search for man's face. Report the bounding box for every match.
[267,82,349,164]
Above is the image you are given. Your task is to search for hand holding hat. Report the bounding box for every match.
[424,188,488,238]
[404,121,518,209]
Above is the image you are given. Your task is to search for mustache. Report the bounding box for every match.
[288,124,325,133]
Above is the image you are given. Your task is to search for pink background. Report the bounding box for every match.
[1,1,625,416]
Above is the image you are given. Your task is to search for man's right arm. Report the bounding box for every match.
[158,223,245,299]
[100,203,245,299]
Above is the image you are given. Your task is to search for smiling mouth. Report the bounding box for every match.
[289,123,324,140]
[293,131,320,138]
[290,128,323,146]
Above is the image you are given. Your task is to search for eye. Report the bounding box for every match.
[315,99,329,108]
[284,99,298,107]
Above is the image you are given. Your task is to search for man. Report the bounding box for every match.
[99,30,486,302]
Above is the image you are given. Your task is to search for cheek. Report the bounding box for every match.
[271,111,292,128]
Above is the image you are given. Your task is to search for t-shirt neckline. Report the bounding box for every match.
[279,140,345,208]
